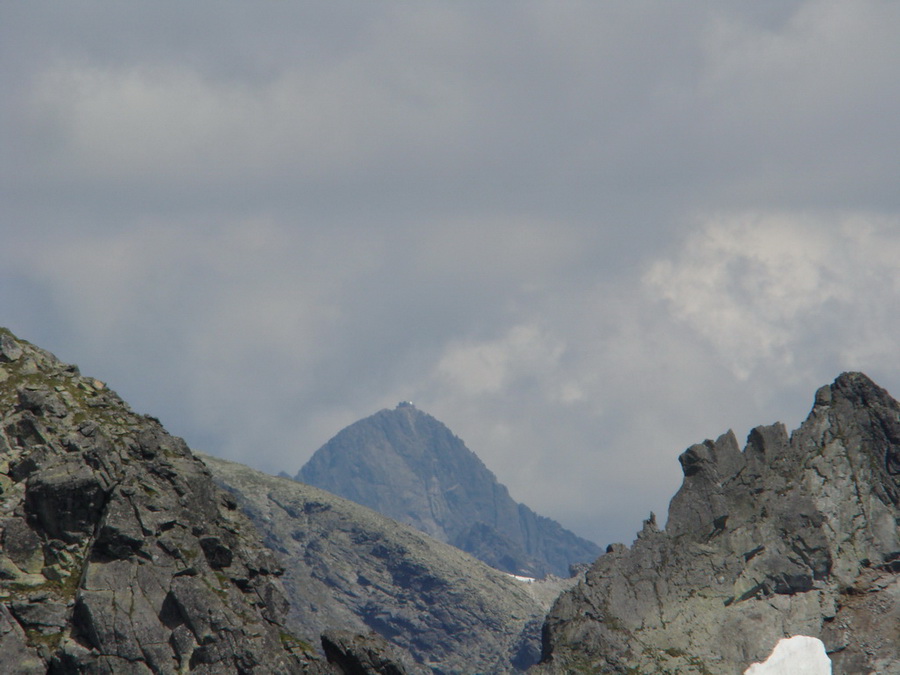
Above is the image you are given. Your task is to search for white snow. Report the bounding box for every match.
[504,573,536,583]
[744,635,831,675]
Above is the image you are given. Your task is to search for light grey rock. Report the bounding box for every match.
[0,604,45,674]
[0,333,23,363]
[533,373,900,675]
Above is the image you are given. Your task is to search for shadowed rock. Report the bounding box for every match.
[0,328,328,673]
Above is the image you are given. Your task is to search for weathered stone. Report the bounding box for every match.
[0,333,23,362]
[0,328,320,673]
[533,373,900,674]
[94,490,147,559]
[8,444,54,481]
[24,460,109,541]
[322,629,422,675]
[9,598,69,631]
[17,387,68,418]
[199,535,234,569]
[0,604,44,674]
[1,517,44,573]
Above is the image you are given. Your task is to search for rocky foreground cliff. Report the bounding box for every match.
[0,328,420,674]
[533,372,900,675]
[297,403,599,578]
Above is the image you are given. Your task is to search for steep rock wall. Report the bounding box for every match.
[534,373,900,675]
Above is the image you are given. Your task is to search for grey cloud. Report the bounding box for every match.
[3,2,900,546]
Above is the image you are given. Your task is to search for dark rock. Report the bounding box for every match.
[17,387,68,418]
[24,460,110,542]
[8,444,54,481]
[322,629,421,675]
[93,489,148,559]
[0,604,44,674]
[0,328,319,673]
[199,535,234,569]
[9,598,69,631]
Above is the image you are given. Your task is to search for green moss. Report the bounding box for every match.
[279,631,314,654]
[24,629,63,651]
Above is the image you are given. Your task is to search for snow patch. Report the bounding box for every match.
[505,573,536,583]
[744,635,831,675]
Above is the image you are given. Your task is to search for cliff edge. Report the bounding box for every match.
[534,372,900,674]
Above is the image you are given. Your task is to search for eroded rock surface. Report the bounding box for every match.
[0,329,325,673]
[534,373,900,674]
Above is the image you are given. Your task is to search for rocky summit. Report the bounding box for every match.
[297,403,600,578]
[0,328,415,674]
[532,372,900,675]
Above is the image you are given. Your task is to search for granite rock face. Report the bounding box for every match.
[297,404,599,578]
[205,453,571,674]
[0,328,333,673]
[533,373,900,674]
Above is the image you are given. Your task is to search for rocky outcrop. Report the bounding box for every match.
[320,630,419,675]
[533,373,900,674]
[296,403,599,578]
[0,328,331,673]
[205,453,571,674]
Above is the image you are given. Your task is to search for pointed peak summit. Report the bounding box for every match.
[298,404,600,576]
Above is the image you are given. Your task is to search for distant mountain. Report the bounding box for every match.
[532,373,900,674]
[204,453,575,674]
[296,403,600,578]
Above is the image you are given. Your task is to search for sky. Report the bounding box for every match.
[2,1,900,547]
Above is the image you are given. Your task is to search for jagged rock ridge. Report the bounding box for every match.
[204,453,572,674]
[533,372,900,675]
[0,327,414,674]
[297,403,600,578]
[0,328,328,673]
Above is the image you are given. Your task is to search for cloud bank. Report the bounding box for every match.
[3,2,900,545]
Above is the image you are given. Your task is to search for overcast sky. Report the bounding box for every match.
[3,1,900,547]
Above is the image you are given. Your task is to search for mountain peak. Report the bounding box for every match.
[297,405,600,577]
[535,372,900,674]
